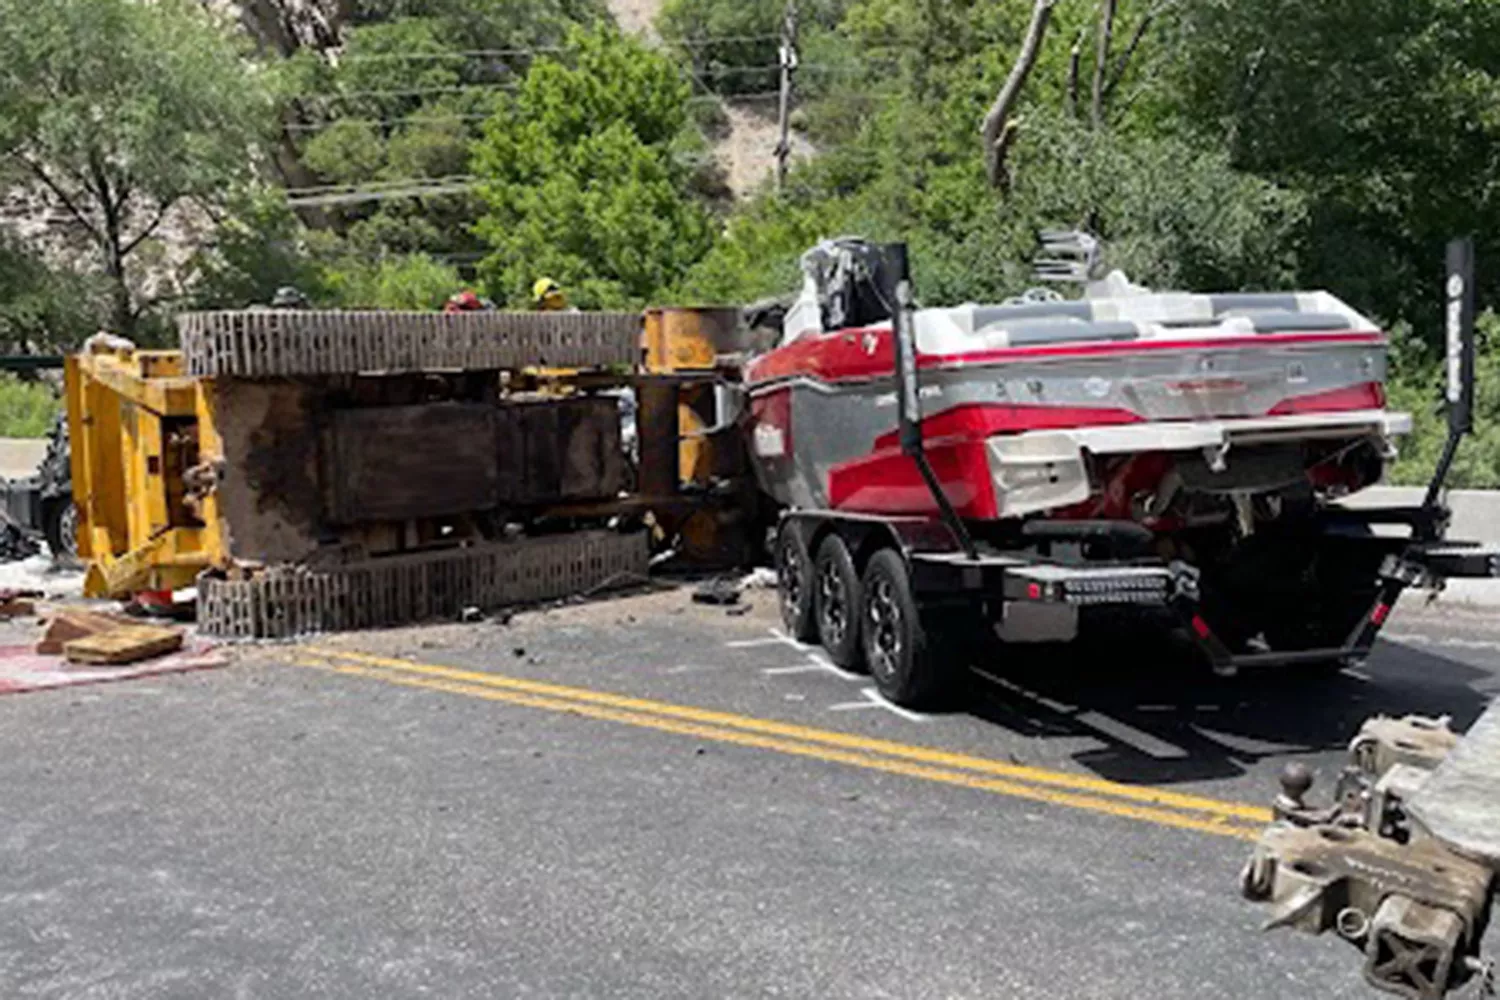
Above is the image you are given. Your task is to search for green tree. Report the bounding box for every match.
[472,28,715,307]
[674,0,1301,309]
[0,0,274,335]
[187,187,327,309]
[0,236,107,349]
[1157,0,1500,335]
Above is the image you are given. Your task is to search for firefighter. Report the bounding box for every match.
[443,289,495,313]
[531,277,571,312]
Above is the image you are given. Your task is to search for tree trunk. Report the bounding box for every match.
[980,0,1056,189]
[86,152,134,336]
[1091,0,1117,129]
[101,210,132,337]
[1067,29,1085,118]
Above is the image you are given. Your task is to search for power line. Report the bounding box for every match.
[285,173,477,196]
[284,112,494,135]
[282,91,788,138]
[332,34,785,63]
[302,82,519,103]
[284,174,480,207]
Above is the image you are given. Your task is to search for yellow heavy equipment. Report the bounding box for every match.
[66,345,217,600]
[63,305,758,637]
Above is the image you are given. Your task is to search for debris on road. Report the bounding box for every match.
[0,588,41,618]
[0,639,225,694]
[739,567,778,590]
[0,518,39,562]
[692,578,742,606]
[64,623,185,665]
[36,609,134,654]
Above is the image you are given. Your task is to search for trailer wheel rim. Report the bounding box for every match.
[817,560,849,647]
[779,536,806,622]
[866,575,903,682]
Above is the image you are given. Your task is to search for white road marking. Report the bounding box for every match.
[763,663,827,676]
[804,651,865,682]
[726,637,789,649]
[767,628,817,652]
[828,687,930,723]
[977,670,1187,760]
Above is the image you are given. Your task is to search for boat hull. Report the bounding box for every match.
[746,326,1399,520]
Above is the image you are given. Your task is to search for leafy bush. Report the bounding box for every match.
[1387,316,1500,489]
[321,253,462,310]
[0,375,60,438]
[0,235,107,350]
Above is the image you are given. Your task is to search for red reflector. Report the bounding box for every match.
[1191,615,1212,639]
[1027,582,1042,600]
[1371,603,1391,626]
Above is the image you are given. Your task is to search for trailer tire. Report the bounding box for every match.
[814,535,863,669]
[776,524,818,643]
[861,548,952,709]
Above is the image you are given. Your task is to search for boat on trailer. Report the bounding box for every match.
[746,235,1405,525]
[744,236,1498,708]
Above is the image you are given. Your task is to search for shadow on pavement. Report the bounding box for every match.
[953,610,1493,788]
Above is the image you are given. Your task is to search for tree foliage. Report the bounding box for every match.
[0,236,107,349]
[1157,0,1500,339]
[472,28,715,307]
[0,0,273,334]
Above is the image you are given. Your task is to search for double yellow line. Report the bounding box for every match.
[296,646,1271,841]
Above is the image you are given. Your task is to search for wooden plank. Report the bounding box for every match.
[37,610,136,654]
[326,402,499,524]
[64,624,184,665]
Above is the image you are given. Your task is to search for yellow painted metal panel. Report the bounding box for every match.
[69,348,218,599]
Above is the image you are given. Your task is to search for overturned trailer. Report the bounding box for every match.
[747,235,1499,706]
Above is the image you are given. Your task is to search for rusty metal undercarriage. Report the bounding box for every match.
[70,307,755,638]
[1242,710,1500,1000]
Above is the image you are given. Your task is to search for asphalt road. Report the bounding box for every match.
[3,586,1499,999]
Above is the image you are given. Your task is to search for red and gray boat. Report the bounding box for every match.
[744,236,1498,707]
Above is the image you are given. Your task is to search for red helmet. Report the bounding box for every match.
[444,290,483,313]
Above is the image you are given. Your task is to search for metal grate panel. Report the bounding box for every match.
[198,531,649,639]
[178,310,643,377]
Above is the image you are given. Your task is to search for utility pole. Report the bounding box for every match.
[775,0,799,190]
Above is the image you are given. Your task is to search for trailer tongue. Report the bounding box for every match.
[1239,240,1500,1000]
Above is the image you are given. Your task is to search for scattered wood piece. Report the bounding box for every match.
[64,624,184,666]
[36,610,135,655]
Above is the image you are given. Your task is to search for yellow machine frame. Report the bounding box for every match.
[65,346,224,598]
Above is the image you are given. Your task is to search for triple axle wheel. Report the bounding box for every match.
[776,525,966,709]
